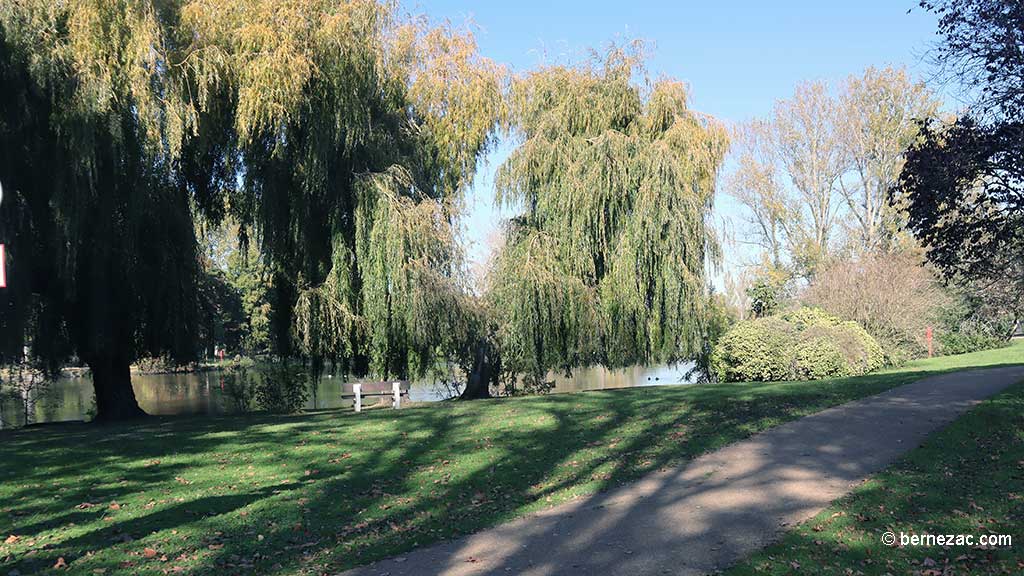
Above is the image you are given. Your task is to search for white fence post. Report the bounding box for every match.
[392,381,401,409]
[353,383,362,413]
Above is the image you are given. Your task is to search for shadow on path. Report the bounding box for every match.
[340,365,1024,576]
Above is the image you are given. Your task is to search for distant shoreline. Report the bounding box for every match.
[59,360,251,378]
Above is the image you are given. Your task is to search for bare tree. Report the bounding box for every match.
[837,67,940,252]
[726,70,942,278]
[723,269,754,321]
[726,120,793,269]
[803,250,949,358]
[773,81,846,276]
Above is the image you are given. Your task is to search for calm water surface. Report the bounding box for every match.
[0,363,695,428]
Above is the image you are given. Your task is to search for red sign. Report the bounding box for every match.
[0,244,5,288]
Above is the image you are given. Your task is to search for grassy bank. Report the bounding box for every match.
[1,342,1022,575]
[725,375,1024,576]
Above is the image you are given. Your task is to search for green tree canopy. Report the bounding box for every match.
[0,1,203,419]
[178,0,505,379]
[486,45,728,390]
[0,0,504,419]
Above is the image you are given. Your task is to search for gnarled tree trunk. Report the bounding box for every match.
[461,338,498,400]
[87,352,145,421]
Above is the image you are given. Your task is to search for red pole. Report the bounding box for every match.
[0,244,6,288]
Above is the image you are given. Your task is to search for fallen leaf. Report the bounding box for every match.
[53,557,67,569]
[143,547,158,558]
[4,535,20,544]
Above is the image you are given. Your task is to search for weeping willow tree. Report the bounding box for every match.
[0,2,204,420]
[0,0,503,420]
[180,0,505,380]
[473,45,728,398]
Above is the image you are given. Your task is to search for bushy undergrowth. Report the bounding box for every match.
[803,252,1014,363]
[711,307,884,382]
[938,331,1009,356]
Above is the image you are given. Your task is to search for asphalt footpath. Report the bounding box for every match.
[341,366,1024,576]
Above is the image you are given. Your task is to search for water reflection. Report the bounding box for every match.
[0,362,694,428]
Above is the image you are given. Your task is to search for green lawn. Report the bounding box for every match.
[2,342,1022,575]
[726,371,1024,576]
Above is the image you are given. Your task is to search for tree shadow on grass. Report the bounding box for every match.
[0,363,1022,575]
[334,365,1024,576]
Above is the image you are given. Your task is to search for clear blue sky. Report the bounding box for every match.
[405,0,943,281]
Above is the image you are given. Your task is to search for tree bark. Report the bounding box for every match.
[88,352,146,422]
[460,338,497,400]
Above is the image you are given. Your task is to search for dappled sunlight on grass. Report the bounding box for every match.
[1,342,1022,574]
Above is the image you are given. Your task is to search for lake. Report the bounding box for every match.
[0,363,696,429]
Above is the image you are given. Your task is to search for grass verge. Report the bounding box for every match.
[1,342,1022,575]
[724,375,1024,576]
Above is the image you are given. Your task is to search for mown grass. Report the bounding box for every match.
[1,342,1022,575]
[725,370,1024,576]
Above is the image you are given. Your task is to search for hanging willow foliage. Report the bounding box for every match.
[490,44,728,381]
[0,1,212,420]
[0,0,504,421]
[177,0,506,379]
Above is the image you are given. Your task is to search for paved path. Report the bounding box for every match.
[342,366,1024,576]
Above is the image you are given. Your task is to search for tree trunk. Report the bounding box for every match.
[461,338,497,400]
[88,353,146,422]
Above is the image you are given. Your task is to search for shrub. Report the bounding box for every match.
[803,251,948,363]
[254,363,309,413]
[689,292,739,383]
[781,307,842,330]
[838,321,886,373]
[712,307,884,382]
[938,331,1008,356]
[937,285,1017,355]
[792,333,850,380]
[710,317,794,382]
[132,355,197,374]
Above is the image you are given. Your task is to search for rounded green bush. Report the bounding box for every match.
[710,317,795,382]
[712,306,885,382]
[781,306,842,330]
[838,321,885,373]
[792,333,850,380]
[938,331,1007,356]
